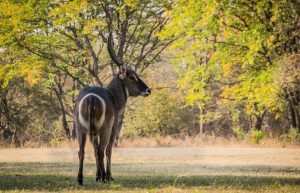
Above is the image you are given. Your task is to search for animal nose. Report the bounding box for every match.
[145,88,151,95]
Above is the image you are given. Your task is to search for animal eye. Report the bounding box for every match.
[129,76,135,81]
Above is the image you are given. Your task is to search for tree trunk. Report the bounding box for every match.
[0,89,12,142]
[199,107,204,136]
[54,80,71,140]
[287,91,300,132]
[253,111,266,131]
[288,100,297,129]
[291,101,300,132]
[57,92,71,140]
[71,79,77,140]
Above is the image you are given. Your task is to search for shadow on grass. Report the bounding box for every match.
[0,162,299,191]
[0,173,299,191]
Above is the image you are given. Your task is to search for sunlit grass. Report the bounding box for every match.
[0,147,299,192]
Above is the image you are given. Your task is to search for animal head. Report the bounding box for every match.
[107,33,151,97]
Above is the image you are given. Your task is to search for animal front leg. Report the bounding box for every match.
[105,134,115,182]
[106,143,114,182]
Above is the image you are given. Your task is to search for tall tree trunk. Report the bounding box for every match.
[54,80,71,140]
[291,101,300,132]
[287,90,300,132]
[0,89,12,143]
[71,79,77,140]
[288,100,297,129]
[56,90,71,140]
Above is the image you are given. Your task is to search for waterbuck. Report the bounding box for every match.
[74,32,151,185]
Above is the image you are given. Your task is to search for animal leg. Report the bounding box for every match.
[97,145,106,182]
[77,133,86,185]
[91,136,101,182]
[98,130,111,183]
[105,134,115,182]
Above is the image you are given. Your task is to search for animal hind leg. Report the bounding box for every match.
[77,133,87,185]
[91,135,102,182]
[97,144,106,182]
[98,131,110,182]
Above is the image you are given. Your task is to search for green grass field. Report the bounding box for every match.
[0,147,299,192]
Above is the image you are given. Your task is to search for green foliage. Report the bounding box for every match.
[161,0,300,133]
[249,130,265,144]
[122,90,195,137]
[0,79,61,147]
[232,126,246,141]
[0,0,174,145]
[281,128,300,144]
[0,0,299,145]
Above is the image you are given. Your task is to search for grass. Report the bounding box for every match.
[0,147,299,192]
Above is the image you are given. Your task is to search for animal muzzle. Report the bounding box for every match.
[141,88,151,97]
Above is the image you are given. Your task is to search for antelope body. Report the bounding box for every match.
[74,33,151,185]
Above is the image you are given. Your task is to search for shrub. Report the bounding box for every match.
[232,126,246,140]
[122,89,195,138]
[249,129,265,144]
[281,128,300,144]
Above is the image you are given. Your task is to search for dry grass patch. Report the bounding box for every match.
[0,147,299,192]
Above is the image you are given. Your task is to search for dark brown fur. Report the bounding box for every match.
[74,33,151,185]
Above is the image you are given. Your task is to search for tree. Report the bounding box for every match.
[0,0,174,144]
[278,54,300,132]
[161,0,299,133]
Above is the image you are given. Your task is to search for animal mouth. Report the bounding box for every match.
[141,93,150,97]
[141,88,151,97]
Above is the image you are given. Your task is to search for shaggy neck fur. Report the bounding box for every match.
[107,75,128,111]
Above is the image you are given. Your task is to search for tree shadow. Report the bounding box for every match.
[0,162,299,192]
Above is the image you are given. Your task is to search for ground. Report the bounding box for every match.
[0,147,299,192]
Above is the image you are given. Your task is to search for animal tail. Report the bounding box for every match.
[88,96,96,138]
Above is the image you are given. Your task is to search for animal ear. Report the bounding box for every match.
[119,65,127,79]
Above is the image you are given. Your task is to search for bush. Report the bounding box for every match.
[232,126,246,141]
[0,81,62,147]
[249,129,265,144]
[281,128,300,144]
[122,90,195,138]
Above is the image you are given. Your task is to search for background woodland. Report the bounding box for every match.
[0,0,299,147]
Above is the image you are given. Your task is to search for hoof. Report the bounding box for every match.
[96,177,102,182]
[106,175,114,182]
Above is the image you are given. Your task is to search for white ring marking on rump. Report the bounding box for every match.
[78,93,106,129]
